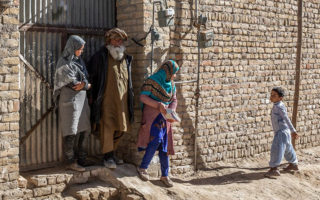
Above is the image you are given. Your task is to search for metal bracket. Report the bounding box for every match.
[19,54,53,90]
[193,14,207,29]
[151,28,160,42]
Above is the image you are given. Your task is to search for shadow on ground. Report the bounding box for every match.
[172,170,267,185]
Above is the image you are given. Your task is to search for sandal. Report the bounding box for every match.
[283,163,299,171]
[160,176,173,187]
[137,167,149,181]
[264,168,281,178]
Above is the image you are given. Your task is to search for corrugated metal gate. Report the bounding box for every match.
[19,0,116,171]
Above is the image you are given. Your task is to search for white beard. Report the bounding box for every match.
[107,45,125,61]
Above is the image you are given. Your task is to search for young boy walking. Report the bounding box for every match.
[265,87,299,177]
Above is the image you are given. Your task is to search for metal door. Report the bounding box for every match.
[19,0,116,171]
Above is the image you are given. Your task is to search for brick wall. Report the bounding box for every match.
[116,0,180,176]
[117,0,319,175]
[299,0,320,148]
[0,0,20,195]
[172,0,301,170]
[116,0,145,166]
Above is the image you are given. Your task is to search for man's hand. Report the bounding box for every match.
[72,82,85,91]
[291,132,299,140]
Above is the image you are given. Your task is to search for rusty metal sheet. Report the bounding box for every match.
[19,0,115,171]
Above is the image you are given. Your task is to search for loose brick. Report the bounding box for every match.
[33,186,52,197]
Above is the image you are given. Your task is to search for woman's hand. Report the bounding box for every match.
[167,119,175,123]
[291,132,299,140]
[158,103,167,115]
[72,82,85,91]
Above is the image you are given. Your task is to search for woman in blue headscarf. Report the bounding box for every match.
[53,35,91,172]
[137,60,179,187]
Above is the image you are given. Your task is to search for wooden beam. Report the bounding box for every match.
[20,106,55,145]
[19,23,109,36]
[292,0,303,149]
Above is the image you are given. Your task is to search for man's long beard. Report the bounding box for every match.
[107,45,125,61]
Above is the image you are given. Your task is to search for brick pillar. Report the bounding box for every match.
[116,0,146,168]
[116,0,174,176]
[0,0,20,195]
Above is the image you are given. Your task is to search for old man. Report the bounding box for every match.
[88,28,134,168]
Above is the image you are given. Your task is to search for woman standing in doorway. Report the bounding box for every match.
[53,35,91,172]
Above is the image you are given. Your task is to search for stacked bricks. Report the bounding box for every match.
[23,168,100,198]
[28,174,72,198]
[116,0,150,166]
[20,167,119,199]
[0,0,21,196]
[117,0,320,175]
[299,0,320,149]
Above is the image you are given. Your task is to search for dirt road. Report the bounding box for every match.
[162,146,320,200]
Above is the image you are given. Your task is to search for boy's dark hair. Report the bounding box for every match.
[272,87,285,97]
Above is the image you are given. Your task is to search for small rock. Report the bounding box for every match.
[18,176,27,188]
[124,194,142,200]
[51,183,66,193]
[76,191,90,200]
[87,188,99,200]
[109,188,118,197]
[97,186,110,199]
[56,175,66,184]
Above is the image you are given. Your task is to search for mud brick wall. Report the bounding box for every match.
[299,1,320,149]
[171,0,301,171]
[117,0,320,175]
[116,0,147,167]
[0,0,20,195]
[116,0,178,176]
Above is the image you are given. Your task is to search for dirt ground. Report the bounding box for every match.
[163,146,320,200]
[21,146,319,200]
